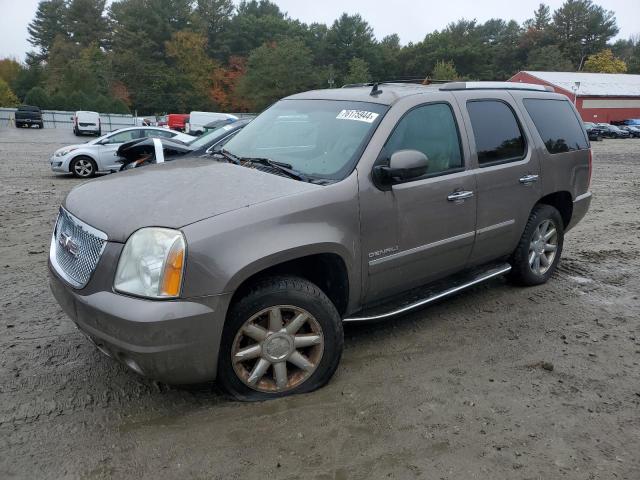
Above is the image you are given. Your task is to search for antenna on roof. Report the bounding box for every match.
[370,82,383,96]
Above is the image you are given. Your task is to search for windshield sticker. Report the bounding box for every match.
[336,110,379,123]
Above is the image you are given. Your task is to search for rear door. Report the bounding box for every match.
[453,91,541,266]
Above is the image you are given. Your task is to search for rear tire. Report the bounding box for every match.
[218,276,343,401]
[508,204,564,286]
[70,156,97,178]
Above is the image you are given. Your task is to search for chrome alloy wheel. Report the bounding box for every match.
[231,306,324,393]
[528,219,558,276]
[73,158,94,177]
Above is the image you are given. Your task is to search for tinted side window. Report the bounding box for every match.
[467,100,526,166]
[382,103,463,177]
[523,99,588,153]
[104,130,142,144]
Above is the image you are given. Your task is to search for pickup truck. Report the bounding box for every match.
[15,105,44,128]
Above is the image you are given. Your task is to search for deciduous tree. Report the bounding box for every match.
[237,38,319,110]
[584,49,627,73]
[0,79,19,107]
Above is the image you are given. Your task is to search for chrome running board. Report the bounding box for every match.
[343,263,511,322]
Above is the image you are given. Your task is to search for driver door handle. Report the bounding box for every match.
[519,174,539,185]
[447,190,474,202]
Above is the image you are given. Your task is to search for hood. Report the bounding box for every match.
[63,158,320,242]
[55,144,85,154]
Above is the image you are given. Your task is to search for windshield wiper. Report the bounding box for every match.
[238,156,311,182]
[212,148,241,164]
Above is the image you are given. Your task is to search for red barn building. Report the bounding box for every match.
[509,71,640,124]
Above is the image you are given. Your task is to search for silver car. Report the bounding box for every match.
[50,127,193,178]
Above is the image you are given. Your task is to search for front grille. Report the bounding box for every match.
[50,208,107,288]
[79,122,95,127]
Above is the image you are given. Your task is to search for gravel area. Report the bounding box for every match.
[1,127,639,479]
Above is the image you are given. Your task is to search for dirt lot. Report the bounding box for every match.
[0,127,639,479]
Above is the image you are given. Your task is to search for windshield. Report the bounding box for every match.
[222,99,387,181]
[187,123,237,149]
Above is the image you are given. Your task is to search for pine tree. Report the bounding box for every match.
[27,0,69,61]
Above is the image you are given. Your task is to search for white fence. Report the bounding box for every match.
[0,108,137,132]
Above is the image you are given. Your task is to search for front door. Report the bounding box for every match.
[98,130,143,171]
[453,92,541,265]
[359,101,477,302]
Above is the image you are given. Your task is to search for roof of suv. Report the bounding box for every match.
[287,81,557,106]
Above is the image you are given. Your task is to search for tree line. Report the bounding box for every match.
[0,0,638,114]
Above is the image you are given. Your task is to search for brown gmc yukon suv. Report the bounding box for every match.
[49,82,592,400]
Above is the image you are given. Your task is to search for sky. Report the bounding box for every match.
[0,0,638,62]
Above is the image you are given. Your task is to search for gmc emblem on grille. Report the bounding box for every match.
[59,232,79,258]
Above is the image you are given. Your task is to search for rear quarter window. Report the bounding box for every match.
[523,99,588,154]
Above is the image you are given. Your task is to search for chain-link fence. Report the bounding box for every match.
[0,108,138,132]
[0,108,256,132]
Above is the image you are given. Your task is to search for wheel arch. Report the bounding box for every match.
[537,191,573,228]
[227,250,351,317]
[68,153,98,173]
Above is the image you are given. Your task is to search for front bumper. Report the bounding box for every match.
[50,155,70,173]
[49,261,231,384]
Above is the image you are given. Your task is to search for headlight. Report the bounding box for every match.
[55,147,78,157]
[114,228,186,298]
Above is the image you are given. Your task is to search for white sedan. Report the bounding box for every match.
[50,127,193,178]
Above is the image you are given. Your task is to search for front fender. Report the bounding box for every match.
[181,174,361,308]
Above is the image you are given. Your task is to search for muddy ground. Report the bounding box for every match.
[0,127,639,479]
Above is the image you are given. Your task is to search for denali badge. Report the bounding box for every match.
[59,232,79,258]
[368,246,399,259]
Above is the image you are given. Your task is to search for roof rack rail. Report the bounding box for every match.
[342,78,454,89]
[440,81,554,92]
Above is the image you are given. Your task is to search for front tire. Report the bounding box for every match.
[508,204,564,286]
[70,156,97,178]
[218,276,343,401]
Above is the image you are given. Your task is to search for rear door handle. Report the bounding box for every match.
[447,190,474,202]
[519,174,539,185]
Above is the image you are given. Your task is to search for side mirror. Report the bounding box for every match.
[373,150,429,188]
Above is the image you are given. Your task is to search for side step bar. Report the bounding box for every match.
[343,263,511,322]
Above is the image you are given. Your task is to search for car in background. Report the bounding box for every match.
[156,115,168,128]
[72,111,101,136]
[597,123,630,139]
[583,122,603,142]
[15,105,44,128]
[203,118,236,133]
[50,126,193,178]
[167,113,190,132]
[117,118,254,170]
[185,111,238,136]
[621,125,640,138]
